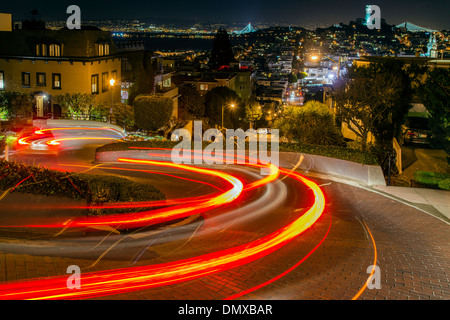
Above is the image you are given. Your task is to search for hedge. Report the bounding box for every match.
[133,95,174,131]
[438,179,450,191]
[278,143,378,165]
[0,160,165,215]
[414,171,450,191]
[96,140,379,166]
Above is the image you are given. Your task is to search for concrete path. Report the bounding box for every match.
[373,185,450,222]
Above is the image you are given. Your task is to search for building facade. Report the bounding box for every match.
[118,46,179,120]
[0,16,121,119]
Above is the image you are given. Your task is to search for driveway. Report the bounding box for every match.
[399,145,449,185]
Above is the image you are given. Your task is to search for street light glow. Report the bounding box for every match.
[110,79,115,86]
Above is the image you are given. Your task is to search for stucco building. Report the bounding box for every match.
[0,13,121,119]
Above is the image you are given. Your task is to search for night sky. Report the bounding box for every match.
[1,0,449,30]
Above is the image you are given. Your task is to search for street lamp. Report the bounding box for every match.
[222,103,235,131]
[109,79,115,124]
[309,55,341,78]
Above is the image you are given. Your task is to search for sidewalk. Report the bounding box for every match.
[372,185,450,223]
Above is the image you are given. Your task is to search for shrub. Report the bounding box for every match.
[274,101,345,146]
[438,179,450,191]
[0,135,5,151]
[0,91,33,121]
[77,173,165,215]
[414,171,450,190]
[278,142,378,165]
[97,140,183,152]
[368,143,399,177]
[134,95,174,131]
[0,160,165,215]
[55,93,97,118]
[95,140,379,165]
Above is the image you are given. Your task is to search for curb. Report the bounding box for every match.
[95,149,387,187]
[93,148,450,224]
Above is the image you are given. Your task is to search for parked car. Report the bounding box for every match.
[401,116,431,145]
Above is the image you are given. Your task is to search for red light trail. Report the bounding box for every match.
[0,140,382,300]
[16,127,124,149]
[1,150,279,229]
[35,127,123,135]
[3,158,245,229]
[0,164,325,300]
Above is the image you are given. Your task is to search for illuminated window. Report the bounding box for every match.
[91,74,99,94]
[40,44,48,56]
[22,72,30,87]
[36,43,61,57]
[200,84,208,91]
[98,44,104,56]
[36,44,48,56]
[98,43,110,56]
[52,73,61,89]
[0,71,4,90]
[163,77,171,88]
[36,73,46,86]
[102,72,109,92]
[49,44,61,57]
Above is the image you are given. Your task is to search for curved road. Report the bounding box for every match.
[0,138,448,300]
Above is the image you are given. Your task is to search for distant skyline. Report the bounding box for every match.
[1,0,449,30]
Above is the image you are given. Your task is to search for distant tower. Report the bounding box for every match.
[427,33,438,58]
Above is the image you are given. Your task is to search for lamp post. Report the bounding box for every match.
[109,79,115,124]
[222,103,235,131]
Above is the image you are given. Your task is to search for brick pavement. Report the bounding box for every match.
[0,177,448,300]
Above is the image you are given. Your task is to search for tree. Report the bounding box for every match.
[208,29,234,70]
[204,86,244,129]
[335,61,412,151]
[245,98,263,129]
[115,103,134,131]
[297,71,308,80]
[178,83,204,119]
[274,101,344,146]
[133,95,173,131]
[371,61,412,148]
[126,51,155,106]
[419,68,450,154]
[288,73,298,84]
[12,93,34,120]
